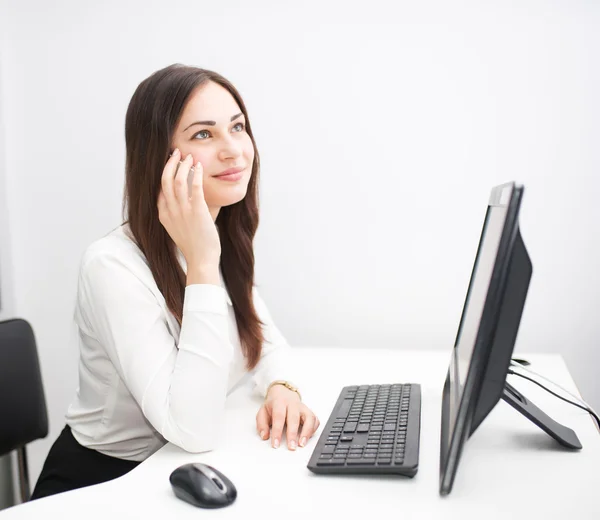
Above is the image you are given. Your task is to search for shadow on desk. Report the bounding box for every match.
[508,432,585,453]
[306,472,415,483]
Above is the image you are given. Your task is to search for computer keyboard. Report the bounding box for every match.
[307,383,421,477]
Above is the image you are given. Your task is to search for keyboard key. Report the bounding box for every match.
[347,459,376,465]
[321,446,335,454]
[357,424,370,433]
[340,436,353,442]
[317,460,346,466]
[344,422,358,433]
[336,399,353,419]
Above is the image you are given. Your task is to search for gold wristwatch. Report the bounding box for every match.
[266,380,301,401]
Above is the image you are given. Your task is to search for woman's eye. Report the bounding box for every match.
[232,122,245,132]
[194,130,211,140]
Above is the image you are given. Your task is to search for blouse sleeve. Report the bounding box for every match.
[78,249,233,453]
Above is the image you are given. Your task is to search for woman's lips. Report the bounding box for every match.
[213,167,245,182]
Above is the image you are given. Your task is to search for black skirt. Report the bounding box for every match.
[30,425,141,500]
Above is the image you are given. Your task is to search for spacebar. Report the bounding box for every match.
[336,399,353,419]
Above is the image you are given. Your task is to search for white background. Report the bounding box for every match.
[0,0,598,489]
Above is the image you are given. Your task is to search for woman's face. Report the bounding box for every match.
[171,81,255,218]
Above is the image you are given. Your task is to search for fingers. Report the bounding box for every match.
[285,406,301,451]
[270,403,287,449]
[256,405,271,441]
[298,407,320,448]
[258,401,320,451]
[160,148,181,211]
[189,160,205,204]
[174,153,193,204]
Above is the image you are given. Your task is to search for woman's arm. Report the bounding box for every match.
[78,249,232,453]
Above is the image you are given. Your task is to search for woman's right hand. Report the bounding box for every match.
[157,149,221,273]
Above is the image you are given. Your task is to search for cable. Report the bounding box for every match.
[510,359,594,411]
[507,369,600,430]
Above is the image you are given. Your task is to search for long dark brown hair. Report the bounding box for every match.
[122,64,264,370]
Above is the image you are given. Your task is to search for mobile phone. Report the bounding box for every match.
[169,152,195,195]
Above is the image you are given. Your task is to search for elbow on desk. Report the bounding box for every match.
[178,435,217,454]
[165,423,222,454]
[154,395,228,453]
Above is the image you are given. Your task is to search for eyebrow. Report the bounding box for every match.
[183,112,243,131]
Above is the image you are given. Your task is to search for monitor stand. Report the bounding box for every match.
[502,382,582,449]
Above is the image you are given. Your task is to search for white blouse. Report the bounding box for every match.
[65,224,297,461]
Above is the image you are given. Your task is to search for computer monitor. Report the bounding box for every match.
[439,182,581,496]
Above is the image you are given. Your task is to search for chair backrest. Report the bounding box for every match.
[0,319,49,456]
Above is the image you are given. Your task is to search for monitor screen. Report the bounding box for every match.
[440,182,529,495]
[447,192,509,440]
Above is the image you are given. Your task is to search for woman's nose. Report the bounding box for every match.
[218,135,242,160]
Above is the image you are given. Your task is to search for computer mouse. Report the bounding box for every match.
[169,462,237,509]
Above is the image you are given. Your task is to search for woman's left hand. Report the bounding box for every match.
[256,385,320,450]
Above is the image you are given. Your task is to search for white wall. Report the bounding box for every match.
[0,40,13,322]
[0,25,18,508]
[0,0,598,488]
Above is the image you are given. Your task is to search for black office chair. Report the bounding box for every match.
[0,318,49,502]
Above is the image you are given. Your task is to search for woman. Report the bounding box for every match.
[31,64,320,500]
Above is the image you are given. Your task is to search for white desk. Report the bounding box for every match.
[2,347,599,519]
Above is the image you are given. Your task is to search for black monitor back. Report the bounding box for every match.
[469,228,532,435]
